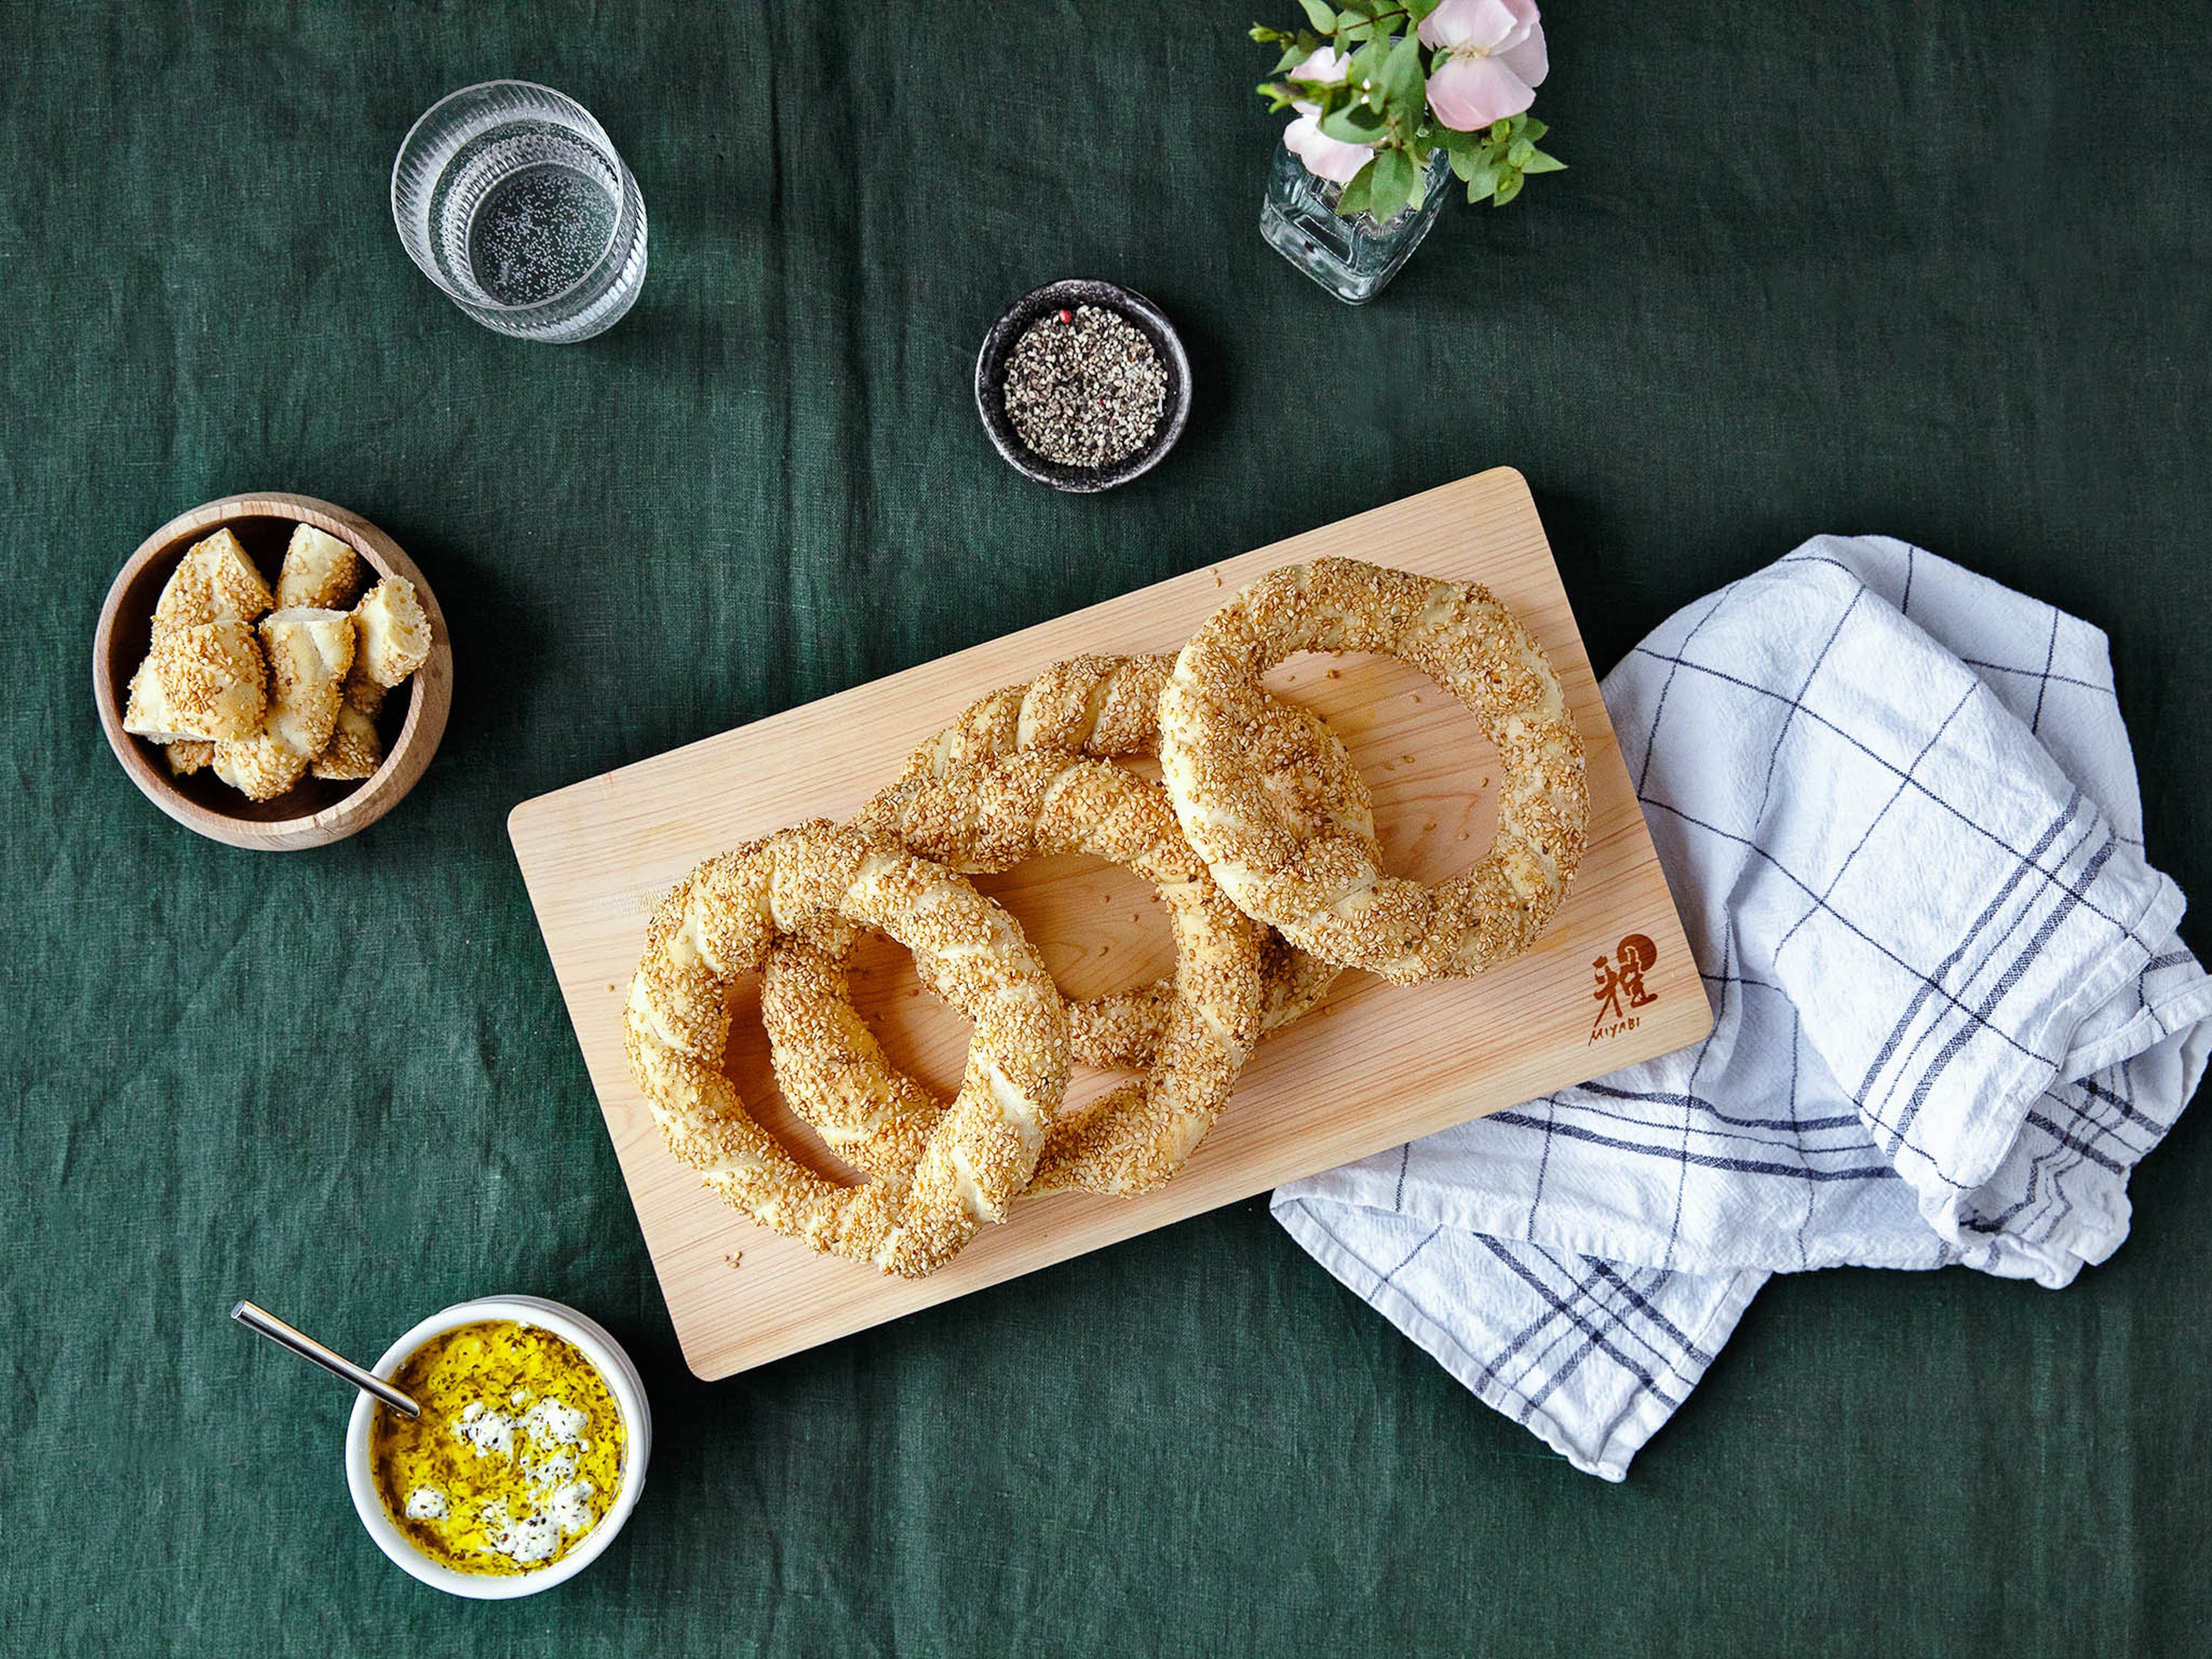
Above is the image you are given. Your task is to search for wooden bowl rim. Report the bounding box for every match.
[92,491,454,851]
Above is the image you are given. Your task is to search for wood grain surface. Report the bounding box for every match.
[509,468,1711,1379]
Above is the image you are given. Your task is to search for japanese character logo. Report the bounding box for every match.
[1590,933,1659,1041]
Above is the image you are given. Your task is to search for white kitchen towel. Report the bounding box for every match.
[1272,536,2212,1481]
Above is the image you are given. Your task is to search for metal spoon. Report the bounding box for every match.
[231,1300,421,1418]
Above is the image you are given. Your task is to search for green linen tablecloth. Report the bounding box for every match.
[5,3,2210,1653]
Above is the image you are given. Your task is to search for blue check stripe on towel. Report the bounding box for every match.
[1275,536,2212,1480]
[1275,1200,1763,1482]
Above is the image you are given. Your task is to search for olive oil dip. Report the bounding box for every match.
[369,1319,624,1574]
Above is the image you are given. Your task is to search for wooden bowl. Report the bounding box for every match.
[93,492,453,850]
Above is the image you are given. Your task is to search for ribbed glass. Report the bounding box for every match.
[391,81,647,344]
[1260,140,1453,304]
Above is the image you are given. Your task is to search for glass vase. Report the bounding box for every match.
[1260,141,1454,304]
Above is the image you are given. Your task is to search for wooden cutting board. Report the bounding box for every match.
[509,468,1711,1379]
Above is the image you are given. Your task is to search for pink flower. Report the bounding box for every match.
[1418,0,1549,131]
[1282,47,1376,185]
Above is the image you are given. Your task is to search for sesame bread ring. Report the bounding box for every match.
[891,652,1184,778]
[766,751,1270,1196]
[1160,557,1589,985]
[884,653,1374,1054]
[756,928,944,1183]
[783,753,1269,1194]
[623,820,1068,1278]
[885,753,1267,1194]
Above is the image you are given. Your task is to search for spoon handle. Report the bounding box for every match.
[231,1300,421,1419]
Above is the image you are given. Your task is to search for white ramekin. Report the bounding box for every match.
[344,1294,652,1599]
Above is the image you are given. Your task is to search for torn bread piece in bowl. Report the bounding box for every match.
[94,493,452,850]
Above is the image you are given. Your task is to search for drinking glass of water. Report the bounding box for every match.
[391,81,647,344]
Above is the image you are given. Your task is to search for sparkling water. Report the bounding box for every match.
[393,83,647,343]
[461,145,619,306]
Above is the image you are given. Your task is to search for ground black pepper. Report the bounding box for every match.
[1001,305,1167,469]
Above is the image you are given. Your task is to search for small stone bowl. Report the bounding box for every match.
[92,491,453,851]
[975,279,1192,493]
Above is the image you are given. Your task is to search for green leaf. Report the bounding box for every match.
[1347,33,1393,94]
[1368,146,1416,221]
[1457,160,1501,199]
[1489,119,1512,142]
[1507,138,1534,166]
[1336,158,1377,217]
[1274,44,1306,73]
[1380,32,1424,110]
[1435,122,1480,160]
[1521,115,1547,142]
[1404,0,1441,18]
[1521,148,1566,173]
[1447,132,1499,177]
[1317,101,1387,142]
[1296,0,1338,30]
[1492,169,1524,206]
